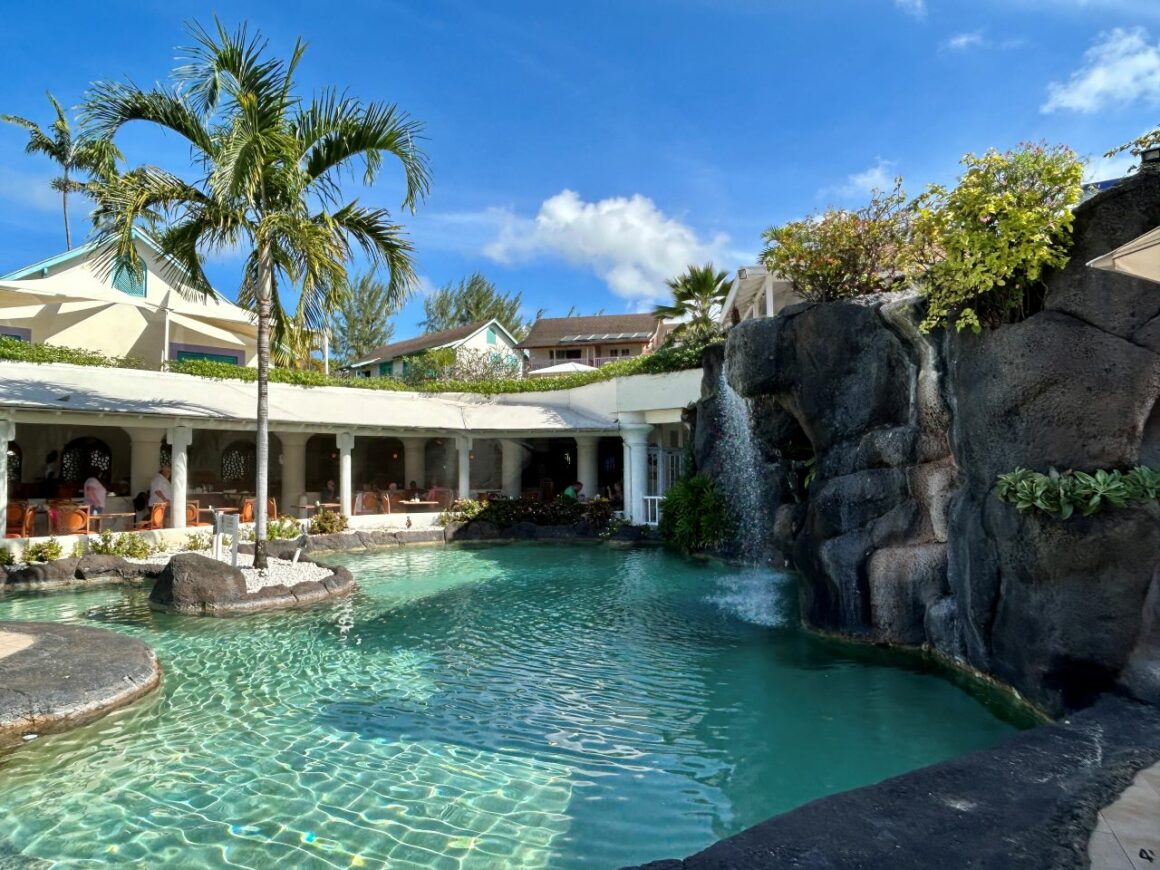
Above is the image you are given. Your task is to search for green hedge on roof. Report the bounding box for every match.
[0,336,707,395]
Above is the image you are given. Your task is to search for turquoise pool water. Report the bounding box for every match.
[0,544,1028,869]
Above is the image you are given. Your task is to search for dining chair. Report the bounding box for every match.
[185,501,212,528]
[5,502,27,538]
[132,503,167,531]
[52,504,91,536]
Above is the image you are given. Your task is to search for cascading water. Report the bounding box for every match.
[716,369,771,563]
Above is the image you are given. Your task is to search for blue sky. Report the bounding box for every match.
[1,0,1159,335]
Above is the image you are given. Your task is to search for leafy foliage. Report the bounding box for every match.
[1,92,121,248]
[659,474,733,554]
[400,347,522,385]
[654,263,730,340]
[309,508,348,534]
[87,530,159,558]
[420,273,534,340]
[761,179,912,303]
[439,497,615,532]
[910,144,1083,332]
[266,517,303,540]
[24,538,64,562]
[0,547,14,567]
[0,336,147,369]
[184,532,212,551]
[327,271,402,366]
[996,466,1160,519]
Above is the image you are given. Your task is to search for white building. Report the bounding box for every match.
[719,265,802,326]
[345,319,523,379]
[0,230,259,366]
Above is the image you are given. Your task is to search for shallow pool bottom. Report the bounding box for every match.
[0,544,1028,869]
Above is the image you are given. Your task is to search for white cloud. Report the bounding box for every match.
[822,159,898,201]
[1043,27,1160,113]
[944,31,985,50]
[1083,152,1137,182]
[895,0,926,18]
[483,190,731,306]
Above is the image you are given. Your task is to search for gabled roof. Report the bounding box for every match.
[347,318,519,369]
[516,313,660,349]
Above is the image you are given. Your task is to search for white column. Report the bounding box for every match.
[622,425,652,523]
[575,436,598,498]
[622,438,633,516]
[161,308,171,368]
[321,330,330,377]
[402,437,428,489]
[337,432,354,517]
[278,432,309,516]
[764,274,775,317]
[167,425,193,530]
[0,419,14,526]
[457,436,472,500]
[127,428,165,499]
[500,439,524,499]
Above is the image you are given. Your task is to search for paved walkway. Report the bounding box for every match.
[0,630,33,660]
[1090,762,1160,869]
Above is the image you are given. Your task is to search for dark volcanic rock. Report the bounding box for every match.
[444,520,500,541]
[75,554,142,581]
[149,553,248,614]
[5,558,80,586]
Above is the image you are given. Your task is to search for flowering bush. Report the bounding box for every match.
[910,144,1083,332]
[761,179,913,303]
[440,497,615,531]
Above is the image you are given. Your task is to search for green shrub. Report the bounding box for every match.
[762,179,913,303]
[0,336,148,369]
[0,547,15,567]
[184,532,211,551]
[267,517,303,540]
[441,497,614,532]
[996,465,1160,519]
[309,509,349,535]
[659,474,733,554]
[88,530,157,558]
[24,538,64,562]
[439,499,487,525]
[911,144,1083,333]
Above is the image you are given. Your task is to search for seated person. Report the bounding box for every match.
[562,481,584,500]
[322,479,338,503]
[425,480,443,501]
[407,480,421,499]
[83,473,108,515]
[354,484,378,514]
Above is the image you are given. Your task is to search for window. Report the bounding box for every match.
[112,263,147,297]
[378,361,393,377]
[486,327,497,346]
[221,441,256,487]
[61,437,111,483]
[175,350,239,365]
[0,326,30,342]
[6,442,21,486]
[552,349,582,361]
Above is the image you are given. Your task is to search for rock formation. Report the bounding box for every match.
[695,167,1160,716]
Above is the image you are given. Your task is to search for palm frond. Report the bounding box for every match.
[82,82,214,156]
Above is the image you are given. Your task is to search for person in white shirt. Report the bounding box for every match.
[149,464,172,506]
[83,475,108,514]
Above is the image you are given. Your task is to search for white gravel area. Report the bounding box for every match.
[124,551,333,593]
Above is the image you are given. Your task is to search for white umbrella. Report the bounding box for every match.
[1087,226,1160,286]
[529,361,598,376]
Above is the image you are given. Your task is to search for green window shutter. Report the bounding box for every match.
[112,263,147,297]
[486,327,497,345]
[176,350,238,365]
[378,361,393,377]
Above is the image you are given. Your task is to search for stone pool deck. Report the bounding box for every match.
[628,696,1160,870]
[0,622,160,751]
[1089,761,1160,868]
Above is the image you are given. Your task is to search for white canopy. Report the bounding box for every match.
[529,362,597,376]
[1087,226,1160,285]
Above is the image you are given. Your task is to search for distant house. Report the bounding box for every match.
[517,313,665,373]
[346,318,523,379]
[0,229,258,366]
[718,264,803,326]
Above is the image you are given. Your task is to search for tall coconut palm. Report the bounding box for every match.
[83,20,429,567]
[653,263,730,339]
[1,93,121,248]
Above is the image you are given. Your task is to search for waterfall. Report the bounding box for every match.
[716,370,770,563]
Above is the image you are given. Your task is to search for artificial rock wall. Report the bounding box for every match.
[696,168,1160,716]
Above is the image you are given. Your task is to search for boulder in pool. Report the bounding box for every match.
[149,553,248,614]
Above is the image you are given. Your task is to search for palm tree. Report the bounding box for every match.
[84,20,430,567]
[1,93,121,248]
[653,263,730,338]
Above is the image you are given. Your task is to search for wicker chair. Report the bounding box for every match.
[52,504,91,536]
[240,497,278,524]
[5,502,34,539]
[132,503,167,531]
[185,501,212,528]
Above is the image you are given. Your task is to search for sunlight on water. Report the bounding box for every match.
[0,544,1027,869]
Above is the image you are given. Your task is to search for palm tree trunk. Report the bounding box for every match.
[253,242,273,570]
[61,170,71,250]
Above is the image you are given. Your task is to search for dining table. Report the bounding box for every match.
[399,500,440,512]
[89,511,137,533]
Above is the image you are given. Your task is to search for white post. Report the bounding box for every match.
[167,425,193,530]
[321,330,330,377]
[278,432,309,517]
[337,432,354,517]
[457,436,472,500]
[575,435,598,498]
[128,428,165,497]
[622,425,652,523]
[622,438,633,517]
[500,439,524,499]
[764,274,775,317]
[161,307,171,369]
[402,436,428,489]
[0,419,13,527]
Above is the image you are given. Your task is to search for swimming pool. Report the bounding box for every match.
[0,544,1028,868]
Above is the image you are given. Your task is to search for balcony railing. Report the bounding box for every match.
[527,355,637,372]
